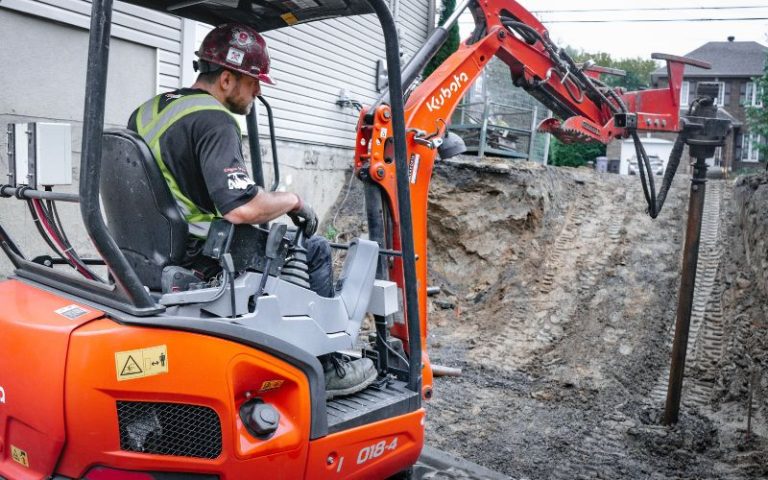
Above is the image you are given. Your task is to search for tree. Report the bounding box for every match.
[565,47,658,91]
[548,138,606,167]
[746,55,768,166]
[423,0,460,79]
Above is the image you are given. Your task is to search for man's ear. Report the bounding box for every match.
[219,70,236,92]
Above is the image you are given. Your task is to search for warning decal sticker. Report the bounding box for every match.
[11,445,29,467]
[259,379,285,392]
[115,345,168,382]
[281,12,299,25]
[55,304,89,319]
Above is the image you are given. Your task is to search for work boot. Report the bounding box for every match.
[322,354,378,400]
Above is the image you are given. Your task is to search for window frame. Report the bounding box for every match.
[746,81,764,107]
[697,81,725,106]
[742,133,764,162]
[680,81,690,106]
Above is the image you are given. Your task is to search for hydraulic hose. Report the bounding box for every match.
[631,129,687,218]
[30,199,96,279]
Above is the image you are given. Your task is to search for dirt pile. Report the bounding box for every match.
[423,161,768,479]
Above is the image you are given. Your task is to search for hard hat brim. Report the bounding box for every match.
[258,73,276,86]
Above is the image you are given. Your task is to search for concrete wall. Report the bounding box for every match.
[250,140,356,238]
[0,9,156,277]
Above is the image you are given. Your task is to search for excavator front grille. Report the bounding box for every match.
[117,401,222,459]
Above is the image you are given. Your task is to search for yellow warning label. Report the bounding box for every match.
[115,345,168,382]
[11,445,29,467]
[259,379,285,392]
[281,12,299,25]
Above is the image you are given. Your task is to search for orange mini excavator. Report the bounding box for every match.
[0,1,713,479]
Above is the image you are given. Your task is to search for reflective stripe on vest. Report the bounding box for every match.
[135,93,240,238]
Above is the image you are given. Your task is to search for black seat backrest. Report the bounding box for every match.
[100,128,188,290]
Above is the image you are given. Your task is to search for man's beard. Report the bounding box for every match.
[226,94,253,115]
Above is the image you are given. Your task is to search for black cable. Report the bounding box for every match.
[631,128,689,219]
[561,73,585,104]
[27,200,66,260]
[205,272,230,303]
[0,223,24,259]
[632,131,657,211]
[379,332,410,368]
[47,196,72,246]
[38,198,101,280]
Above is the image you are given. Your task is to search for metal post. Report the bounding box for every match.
[528,106,538,161]
[245,103,265,189]
[478,74,489,158]
[79,0,158,312]
[663,156,709,425]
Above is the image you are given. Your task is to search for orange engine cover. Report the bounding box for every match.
[0,279,424,479]
[0,279,105,479]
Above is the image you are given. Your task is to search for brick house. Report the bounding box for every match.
[607,38,767,174]
[650,38,768,172]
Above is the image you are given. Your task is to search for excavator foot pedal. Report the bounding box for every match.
[368,375,395,391]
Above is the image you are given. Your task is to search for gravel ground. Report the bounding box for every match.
[325,159,768,479]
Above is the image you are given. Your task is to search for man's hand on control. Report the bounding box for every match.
[288,194,318,237]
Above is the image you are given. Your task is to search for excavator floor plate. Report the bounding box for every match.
[412,446,512,479]
[327,378,420,434]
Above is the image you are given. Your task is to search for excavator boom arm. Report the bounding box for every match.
[354,0,711,402]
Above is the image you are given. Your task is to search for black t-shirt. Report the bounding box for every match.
[127,88,258,217]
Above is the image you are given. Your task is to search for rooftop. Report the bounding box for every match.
[653,40,768,78]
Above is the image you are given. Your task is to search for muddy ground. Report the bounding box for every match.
[325,158,768,479]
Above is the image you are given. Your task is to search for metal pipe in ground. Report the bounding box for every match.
[663,157,709,425]
[432,364,462,377]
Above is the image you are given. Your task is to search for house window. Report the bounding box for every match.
[746,81,764,107]
[680,81,689,106]
[742,133,765,162]
[698,81,725,106]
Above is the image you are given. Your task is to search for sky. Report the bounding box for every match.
[458,0,768,60]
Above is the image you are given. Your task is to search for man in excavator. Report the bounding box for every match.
[127,23,377,399]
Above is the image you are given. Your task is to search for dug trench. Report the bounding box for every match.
[323,159,768,479]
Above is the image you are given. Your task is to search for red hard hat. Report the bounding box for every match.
[196,24,275,85]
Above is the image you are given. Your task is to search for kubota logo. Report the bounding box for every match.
[426,72,470,113]
[0,386,5,404]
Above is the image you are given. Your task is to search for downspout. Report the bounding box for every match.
[427,0,437,34]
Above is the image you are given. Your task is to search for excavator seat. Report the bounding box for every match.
[100,128,188,290]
